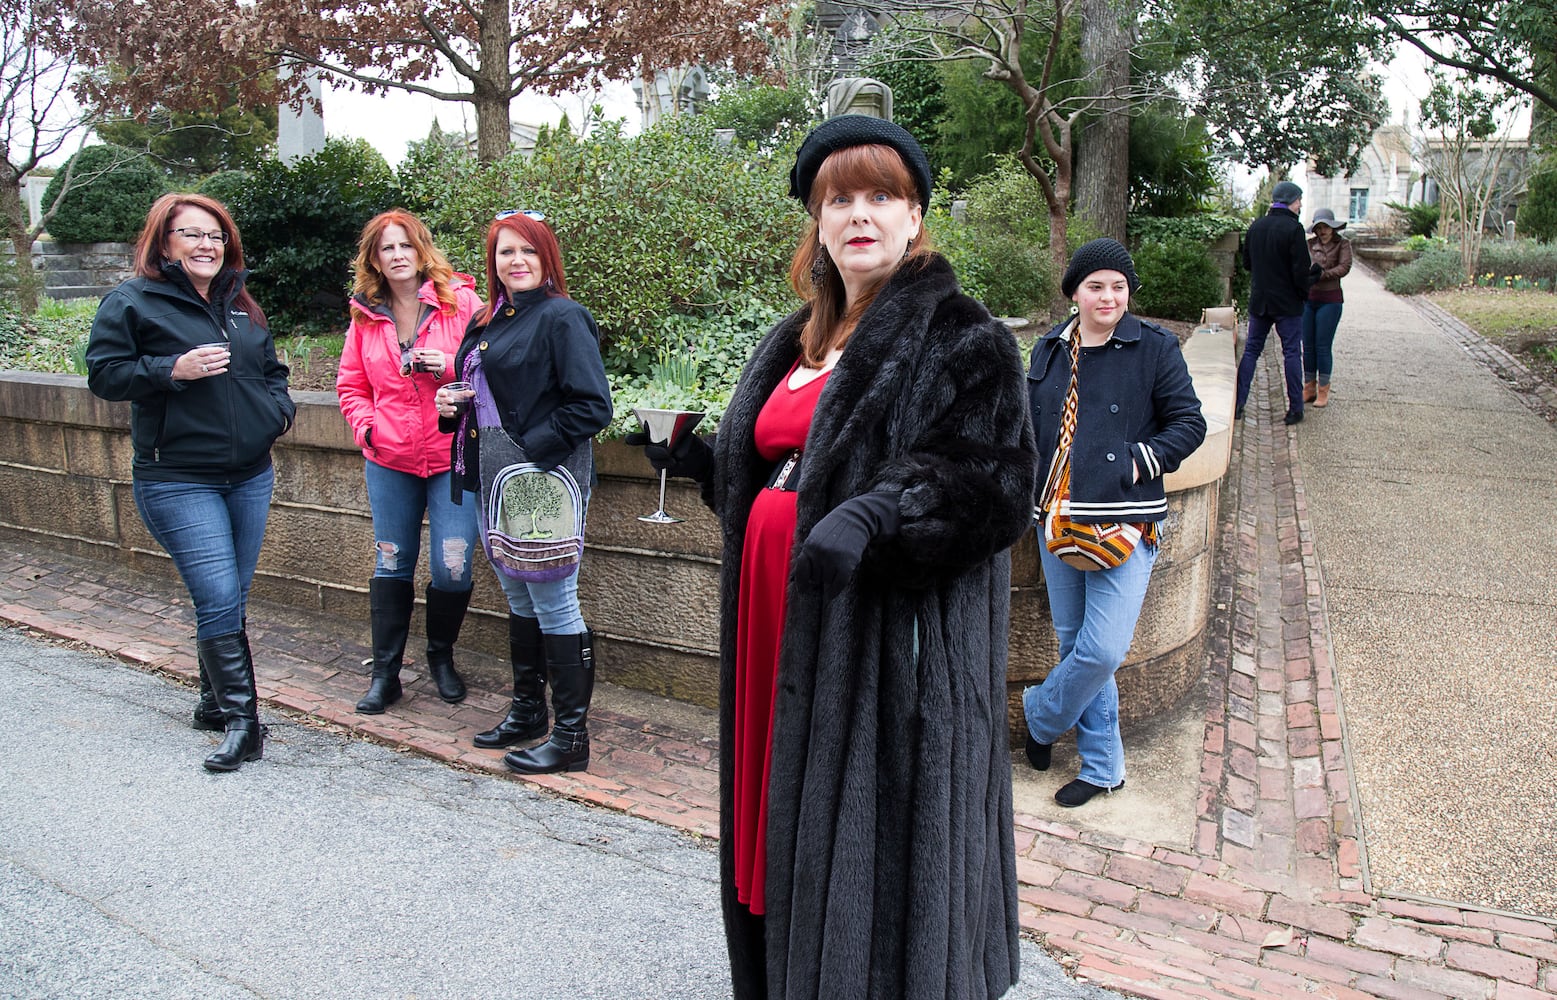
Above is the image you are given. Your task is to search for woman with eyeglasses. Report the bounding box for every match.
[336,210,485,715]
[434,209,612,774]
[86,193,295,773]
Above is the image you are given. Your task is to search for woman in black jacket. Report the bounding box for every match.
[1023,239,1205,806]
[86,192,294,773]
[636,116,1036,1000]
[434,210,612,775]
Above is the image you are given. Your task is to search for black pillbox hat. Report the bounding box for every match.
[789,115,933,210]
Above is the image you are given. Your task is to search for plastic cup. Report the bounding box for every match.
[195,342,229,374]
[443,381,474,417]
[410,347,441,373]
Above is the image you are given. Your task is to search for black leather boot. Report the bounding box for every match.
[423,585,470,703]
[505,629,594,774]
[199,631,263,772]
[473,615,548,748]
[357,578,413,714]
[192,649,224,731]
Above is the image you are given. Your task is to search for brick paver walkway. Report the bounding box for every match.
[3,312,1554,998]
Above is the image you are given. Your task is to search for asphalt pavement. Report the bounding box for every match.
[0,626,1121,1000]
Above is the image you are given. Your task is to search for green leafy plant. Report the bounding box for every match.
[933,158,1053,316]
[1130,238,1223,321]
[1385,200,1440,238]
[41,145,167,244]
[1518,164,1557,243]
[1398,234,1449,252]
[1384,247,1468,294]
[227,138,401,329]
[0,295,98,372]
[1128,214,1245,246]
[1477,239,1557,288]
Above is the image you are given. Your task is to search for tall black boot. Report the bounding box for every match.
[473,615,548,748]
[198,630,263,772]
[423,585,470,703]
[505,629,593,774]
[191,648,224,731]
[356,578,413,714]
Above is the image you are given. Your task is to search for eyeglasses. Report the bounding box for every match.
[494,209,545,222]
[168,227,230,245]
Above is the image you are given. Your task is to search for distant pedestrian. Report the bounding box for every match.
[1236,180,1319,425]
[337,210,484,716]
[85,193,294,773]
[435,210,612,775]
[1302,208,1352,408]
[1022,239,1206,807]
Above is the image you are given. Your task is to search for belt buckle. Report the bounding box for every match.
[771,451,800,491]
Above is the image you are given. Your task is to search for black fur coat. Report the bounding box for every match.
[710,255,1038,1000]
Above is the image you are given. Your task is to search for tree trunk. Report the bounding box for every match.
[1075,0,1133,242]
[473,0,513,163]
[0,176,41,315]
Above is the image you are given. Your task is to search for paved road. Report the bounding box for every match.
[0,627,1120,1000]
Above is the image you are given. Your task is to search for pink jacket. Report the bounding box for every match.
[336,274,482,478]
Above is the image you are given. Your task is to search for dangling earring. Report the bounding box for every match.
[903,237,914,259]
[810,244,830,288]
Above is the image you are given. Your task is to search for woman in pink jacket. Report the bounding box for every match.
[337,209,483,714]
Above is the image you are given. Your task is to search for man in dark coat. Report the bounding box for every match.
[706,253,1037,1000]
[1237,179,1318,425]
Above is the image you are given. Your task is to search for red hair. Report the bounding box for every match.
[133,193,266,326]
[786,144,934,367]
[475,213,568,325]
[352,209,459,313]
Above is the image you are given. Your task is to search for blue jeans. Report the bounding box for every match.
[363,461,478,590]
[1236,312,1305,414]
[1024,537,1159,787]
[1301,301,1343,384]
[134,467,274,639]
[489,491,589,635]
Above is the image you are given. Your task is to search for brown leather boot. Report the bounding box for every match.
[1314,383,1330,407]
[1303,380,1317,403]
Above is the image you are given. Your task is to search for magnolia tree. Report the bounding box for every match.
[1416,73,1532,281]
[46,0,778,162]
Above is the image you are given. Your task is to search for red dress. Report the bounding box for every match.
[732,364,829,914]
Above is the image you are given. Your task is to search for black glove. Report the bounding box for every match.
[792,491,901,603]
[625,429,715,486]
[1309,262,1324,280]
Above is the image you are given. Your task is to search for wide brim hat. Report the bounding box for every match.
[1307,208,1347,232]
[789,115,933,211]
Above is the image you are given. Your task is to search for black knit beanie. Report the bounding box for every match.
[1061,238,1140,299]
[789,115,933,210]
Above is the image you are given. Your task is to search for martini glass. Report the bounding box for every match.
[634,407,706,524]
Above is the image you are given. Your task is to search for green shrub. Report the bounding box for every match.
[41,145,166,244]
[227,138,401,328]
[1517,166,1557,243]
[1383,246,1467,294]
[403,116,801,375]
[1399,234,1449,252]
[1127,214,1244,246]
[198,170,251,209]
[1386,200,1440,238]
[1475,239,1557,286]
[934,158,1053,316]
[1130,239,1223,321]
[700,83,815,148]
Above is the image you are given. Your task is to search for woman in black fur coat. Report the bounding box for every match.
[635,117,1037,1000]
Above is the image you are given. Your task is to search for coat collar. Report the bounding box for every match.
[1039,310,1144,345]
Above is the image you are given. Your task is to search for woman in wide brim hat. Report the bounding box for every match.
[1302,207,1353,407]
[633,114,1037,999]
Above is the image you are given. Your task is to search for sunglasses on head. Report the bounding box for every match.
[494,209,546,221]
